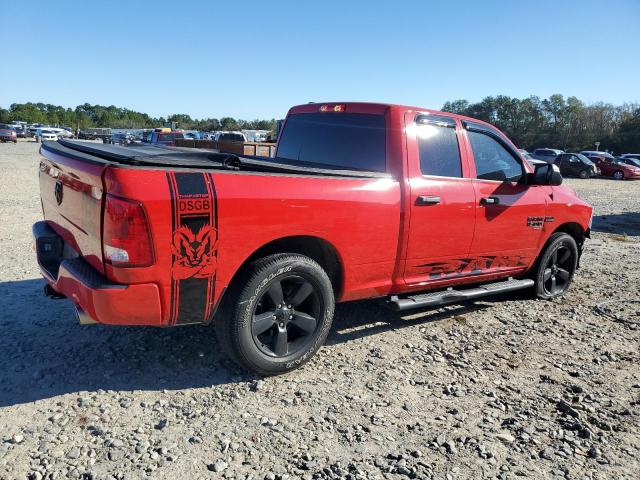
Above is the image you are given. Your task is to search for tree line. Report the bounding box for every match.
[442,94,640,154]
[2,96,639,152]
[0,102,277,132]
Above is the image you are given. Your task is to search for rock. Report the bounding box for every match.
[11,434,24,444]
[109,450,125,461]
[496,432,515,443]
[588,447,601,459]
[208,461,227,473]
[252,380,266,391]
[66,447,81,459]
[50,448,64,458]
[155,419,168,430]
[540,447,555,460]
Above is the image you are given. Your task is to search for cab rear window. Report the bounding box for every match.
[276,113,386,172]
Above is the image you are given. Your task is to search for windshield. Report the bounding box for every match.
[624,158,640,167]
[576,154,594,165]
[276,112,386,171]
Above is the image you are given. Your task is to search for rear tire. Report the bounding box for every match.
[532,233,578,299]
[215,254,335,375]
[613,170,624,180]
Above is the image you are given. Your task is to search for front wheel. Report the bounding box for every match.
[578,169,588,179]
[216,254,335,375]
[613,170,624,180]
[533,233,578,299]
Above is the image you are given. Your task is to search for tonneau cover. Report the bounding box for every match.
[45,139,233,168]
[43,139,392,178]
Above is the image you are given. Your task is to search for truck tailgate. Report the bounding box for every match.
[39,145,106,272]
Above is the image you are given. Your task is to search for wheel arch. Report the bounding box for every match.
[552,222,586,248]
[220,235,344,307]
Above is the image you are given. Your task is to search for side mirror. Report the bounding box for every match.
[529,162,563,186]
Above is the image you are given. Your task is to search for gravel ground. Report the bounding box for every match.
[0,140,638,480]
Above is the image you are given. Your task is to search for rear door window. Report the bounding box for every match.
[415,114,462,177]
[276,113,386,171]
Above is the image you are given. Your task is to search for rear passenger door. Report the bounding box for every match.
[464,122,547,274]
[403,113,477,285]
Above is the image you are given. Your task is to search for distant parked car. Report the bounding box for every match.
[554,153,599,178]
[0,124,18,143]
[518,148,532,159]
[618,157,640,169]
[183,131,202,140]
[581,151,640,180]
[215,131,246,142]
[147,128,184,146]
[532,148,564,163]
[519,149,546,167]
[55,128,73,139]
[35,128,58,143]
[110,132,134,145]
[620,153,640,161]
[9,124,27,138]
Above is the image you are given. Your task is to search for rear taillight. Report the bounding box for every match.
[103,194,154,267]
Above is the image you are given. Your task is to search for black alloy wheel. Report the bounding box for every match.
[252,275,321,357]
[542,244,574,295]
[215,253,335,375]
[533,232,579,299]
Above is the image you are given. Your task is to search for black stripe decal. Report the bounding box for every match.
[168,172,218,325]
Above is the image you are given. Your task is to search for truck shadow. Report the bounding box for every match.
[591,212,640,236]
[0,278,489,407]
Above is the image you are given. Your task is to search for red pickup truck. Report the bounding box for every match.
[34,102,593,374]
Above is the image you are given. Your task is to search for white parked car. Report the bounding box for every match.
[36,129,59,143]
[53,128,73,138]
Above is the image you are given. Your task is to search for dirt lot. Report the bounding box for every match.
[0,140,638,480]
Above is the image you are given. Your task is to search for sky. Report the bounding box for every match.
[1,0,639,120]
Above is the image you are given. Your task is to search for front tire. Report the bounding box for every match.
[613,170,624,180]
[215,254,335,375]
[533,233,578,299]
[578,169,588,179]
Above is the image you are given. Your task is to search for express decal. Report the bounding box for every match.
[416,255,528,279]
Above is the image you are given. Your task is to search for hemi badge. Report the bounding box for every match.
[544,216,555,223]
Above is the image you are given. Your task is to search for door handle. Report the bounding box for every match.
[416,195,441,206]
[480,196,500,206]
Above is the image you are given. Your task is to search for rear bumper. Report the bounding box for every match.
[33,221,163,326]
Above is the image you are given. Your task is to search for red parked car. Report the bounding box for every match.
[34,102,593,374]
[580,151,640,180]
[0,123,18,143]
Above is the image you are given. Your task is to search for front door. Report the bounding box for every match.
[403,112,477,285]
[464,122,548,275]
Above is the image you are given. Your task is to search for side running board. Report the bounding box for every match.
[388,278,534,311]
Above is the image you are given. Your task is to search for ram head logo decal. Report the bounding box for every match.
[171,225,217,280]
